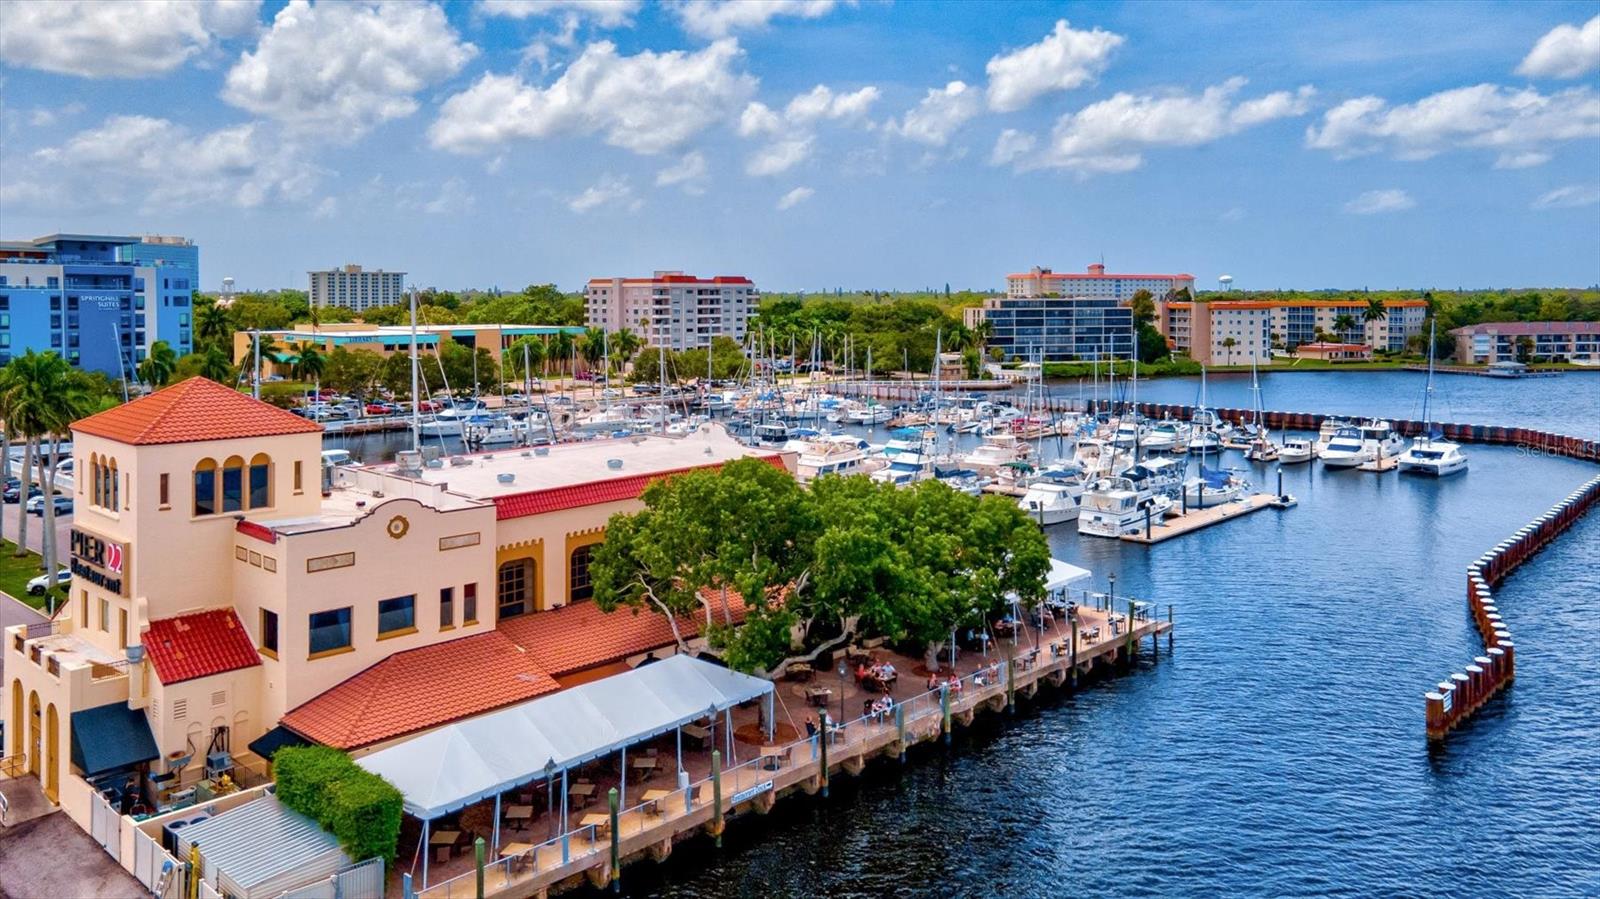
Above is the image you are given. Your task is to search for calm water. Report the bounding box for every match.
[532,377,1596,897]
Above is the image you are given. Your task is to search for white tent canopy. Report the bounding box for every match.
[1045,558,1092,592]
[356,654,775,820]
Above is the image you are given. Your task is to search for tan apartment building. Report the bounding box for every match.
[308,265,405,312]
[1157,297,1428,365]
[1005,263,1195,301]
[584,272,757,350]
[1450,321,1600,364]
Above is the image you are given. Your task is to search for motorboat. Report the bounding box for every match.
[933,467,988,496]
[1123,457,1185,501]
[1078,477,1175,538]
[959,433,1033,476]
[1358,419,1406,458]
[1111,418,1147,449]
[1144,420,1189,453]
[1319,426,1373,468]
[1313,418,1356,457]
[871,449,935,486]
[753,420,791,447]
[1017,463,1087,525]
[1073,437,1130,478]
[1397,437,1469,476]
[1244,434,1281,462]
[847,403,892,425]
[795,436,875,483]
[1279,436,1315,464]
[1189,408,1226,452]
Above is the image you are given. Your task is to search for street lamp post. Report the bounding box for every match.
[838,663,847,724]
[544,758,556,841]
[1108,573,1117,629]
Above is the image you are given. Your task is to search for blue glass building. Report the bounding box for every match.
[973,296,1134,362]
[0,234,196,375]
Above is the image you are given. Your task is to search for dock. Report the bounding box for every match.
[1358,454,1400,472]
[1121,492,1280,544]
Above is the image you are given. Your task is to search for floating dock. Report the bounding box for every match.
[1359,454,1400,472]
[1121,492,1280,544]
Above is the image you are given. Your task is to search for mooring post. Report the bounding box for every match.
[1125,600,1136,664]
[817,714,829,798]
[1070,623,1079,689]
[711,750,724,845]
[940,683,952,745]
[895,701,906,763]
[1168,604,1174,650]
[608,788,620,890]
[1006,655,1016,713]
[475,837,486,899]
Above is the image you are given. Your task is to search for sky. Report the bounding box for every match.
[1,0,1597,294]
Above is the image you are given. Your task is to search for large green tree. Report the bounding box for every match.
[137,340,179,387]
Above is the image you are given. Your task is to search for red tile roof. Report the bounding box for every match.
[143,609,262,686]
[72,377,323,446]
[492,455,787,520]
[280,631,561,750]
[497,591,750,678]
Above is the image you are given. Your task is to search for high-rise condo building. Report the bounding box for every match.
[584,272,757,350]
[308,265,406,312]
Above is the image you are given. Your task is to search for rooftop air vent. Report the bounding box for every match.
[497,473,516,484]
[425,459,444,469]
[520,451,532,458]
[483,454,495,462]
[606,458,624,470]
[534,447,550,457]
[449,456,470,467]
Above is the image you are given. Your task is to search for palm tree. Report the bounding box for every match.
[294,342,326,383]
[0,351,90,579]
[611,328,642,371]
[137,339,179,388]
[196,303,232,349]
[504,337,546,389]
[1332,314,1359,344]
[1221,337,1238,365]
[1361,298,1388,347]
[198,344,235,382]
[547,331,575,378]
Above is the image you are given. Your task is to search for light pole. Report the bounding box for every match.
[838,663,847,724]
[544,758,556,841]
[1108,573,1117,631]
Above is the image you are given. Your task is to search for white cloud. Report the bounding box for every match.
[1494,151,1551,169]
[739,102,784,138]
[1305,84,1600,163]
[1531,184,1600,210]
[1019,78,1314,173]
[431,39,755,155]
[1343,189,1415,215]
[988,129,1036,166]
[746,137,813,175]
[985,19,1123,112]
[1517,15,1600,79]
[656,151,709,194]
[889,81,982,146]
[776,186,814,210]
[27,102,84,127]
[1219,206,1246,223]
[480,0,642,28]
[395,177,476,215]
[313,197,338,219]
[568,174,639,212]
[0,0,260,78]
[16,114,317,210]
[223,1,475,140]
[675,0,843,39]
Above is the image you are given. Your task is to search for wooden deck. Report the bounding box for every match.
[406,606,1173,899]
[1121,493,1279,544]
[1358,454,1400,472]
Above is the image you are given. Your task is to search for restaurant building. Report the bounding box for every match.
[3,378,789,830]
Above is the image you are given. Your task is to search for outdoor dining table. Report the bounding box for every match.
[568,782,596,808]
[806,687,832,708]
[499,842,534,873]
[629,756,658,777]
[429,829,460,863]
[640,788,672,817]
[505,804,533,830]
[760,746,788,771]
[580,813,612,841]
[681,724,711,748]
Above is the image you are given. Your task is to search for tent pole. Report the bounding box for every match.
[620,746,627,810]
[725,709,734,763]
[492,794,501,855]
[560,769,570,864]
[422,818,430,890]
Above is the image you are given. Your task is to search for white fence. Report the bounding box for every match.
[132,827,188,898]
[88,791,122,862]
[278,858,386,899]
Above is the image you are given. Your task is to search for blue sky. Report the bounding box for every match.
[2,1,1597,293]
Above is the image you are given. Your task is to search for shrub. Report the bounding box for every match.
[274,745,403,868]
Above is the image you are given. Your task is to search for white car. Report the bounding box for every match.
[25,495,73,516]
[27,568,70,595]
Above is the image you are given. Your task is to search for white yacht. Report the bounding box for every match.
[1078,477,1174,539]
[795,436,875,483]
[959,433,1032,476]
[1123,458,1185,502]
[1143,420,1189,453]
[1397,321,1469,477]
[1188,408,1226,452]
[753,420,791,447]
[1319,426,1373,468]
[1279,436,1315,464]
[1182,466,1248,506]
[1313,418,1356,457]
[847,403,892,425]
[871,449,935,486]
[1358,419,1406,458]
[1017,464,1088,525]
[1073,437,1130,478]
[1244,434,1280,462]
[1111,418,1148,449]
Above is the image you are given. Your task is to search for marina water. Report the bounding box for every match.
[331,373,1600,896]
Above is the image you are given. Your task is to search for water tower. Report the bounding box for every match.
[219,276,237,307]
[1218,274,1234,293]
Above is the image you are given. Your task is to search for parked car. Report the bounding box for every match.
[4,483,43,504]
[365,402,399,415]
[25,495,72,516]
[417,400,443,413]
[27,568,71,596]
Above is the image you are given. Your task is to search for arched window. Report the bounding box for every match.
[569,544,595,602]
[497,558,534,620]
[109,458,119,511]
[248,454,271,509]
[89,454,101,507]
[194,458,218,516]
[221,456,245,513]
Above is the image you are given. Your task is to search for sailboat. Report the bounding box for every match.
[1398,319,1469,476]
[1243,357,1280,462]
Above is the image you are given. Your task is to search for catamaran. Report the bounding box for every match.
[1398,319,1470,476]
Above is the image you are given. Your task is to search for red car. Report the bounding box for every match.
[365,402,394,415]
[416,400,443,413]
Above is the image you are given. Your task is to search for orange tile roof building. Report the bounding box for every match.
[1005,264,1195,301]
[4,378,792,828]
[1156,297,1428,365]
[584,271,758,350]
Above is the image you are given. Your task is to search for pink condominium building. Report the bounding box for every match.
[584,271,759,350]
[1005,264,1196,301]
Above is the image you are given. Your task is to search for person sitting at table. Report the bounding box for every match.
[805,717,818,738]
[947,675,963,693]
[880,661,896,679]
[855,662,868,683]
[927,672,939,691]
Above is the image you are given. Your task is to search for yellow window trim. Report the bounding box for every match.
[307,645,355,661]
[376,626,419,642]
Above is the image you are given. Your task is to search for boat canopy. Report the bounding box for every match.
[356,654,774,820]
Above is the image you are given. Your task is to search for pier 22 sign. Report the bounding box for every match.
[71,526,130,597]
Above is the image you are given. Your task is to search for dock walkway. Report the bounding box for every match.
[1121,494,1277,544]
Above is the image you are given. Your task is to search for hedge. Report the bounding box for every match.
[274,745,403,868]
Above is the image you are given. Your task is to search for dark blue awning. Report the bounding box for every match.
[247,724,312,760]
[70,704,158,777]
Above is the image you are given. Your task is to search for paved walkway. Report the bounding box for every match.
[0,807,145,899]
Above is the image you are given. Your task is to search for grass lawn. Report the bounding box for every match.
[0,538,63,611]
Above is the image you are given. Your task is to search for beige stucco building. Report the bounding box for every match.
[4,377,788,831]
